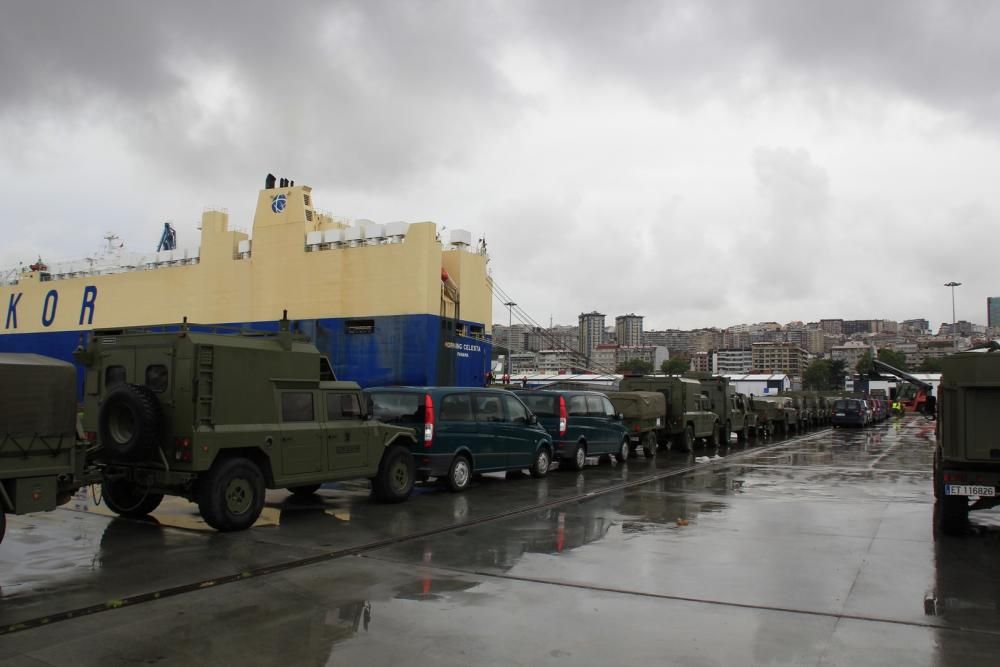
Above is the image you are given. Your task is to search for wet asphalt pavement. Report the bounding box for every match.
[2,417,1000,666]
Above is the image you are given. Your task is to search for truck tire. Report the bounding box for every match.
[102,476,164,518]
[675,426,694,453]
[287,484,322,497]
[642,432,657,458]
[371,446,415,503]
[938,495,968,536]
[708,425,719,448]
[723,421,731,445]
[736,427,747,443]
[197,457,265,532]
[98,383,163,461]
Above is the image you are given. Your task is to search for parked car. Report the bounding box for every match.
[365,387,553,492]
[514,390,630,471]
[831,398,867,428]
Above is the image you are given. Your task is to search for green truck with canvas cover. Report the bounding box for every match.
[0,354,95,544]
[617,376,718,452]
[691,376,757,444]
[934,346,1000,534]
[76,319,419,532]
[605,391,666,458]
[752,395,799,436]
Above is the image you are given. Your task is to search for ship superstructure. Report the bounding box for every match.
[0,175,493,389]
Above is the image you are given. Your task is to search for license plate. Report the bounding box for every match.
[945,484,996,497]
[835,413,845,416]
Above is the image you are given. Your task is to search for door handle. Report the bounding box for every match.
[280,436,292,442]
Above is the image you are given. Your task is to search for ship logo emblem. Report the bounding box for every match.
[271,194,287,214]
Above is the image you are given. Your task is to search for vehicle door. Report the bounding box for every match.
[599,395,624,450]
[586,395,613,453]
[324,391,370,476]
[278,390,323,478]
[502,394,537,468]
[566,394,592,447]
[437,392,478,462]
[472,392,506,471]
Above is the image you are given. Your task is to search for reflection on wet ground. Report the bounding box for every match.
[3,418,1000,665]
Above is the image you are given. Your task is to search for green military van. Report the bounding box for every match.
[366,387,553,491]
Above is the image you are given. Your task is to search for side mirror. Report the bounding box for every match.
[527,413,538,425]
[616,413,624,421]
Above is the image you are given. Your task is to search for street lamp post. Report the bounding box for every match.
[944,281,961,352]
[504,301,516,376]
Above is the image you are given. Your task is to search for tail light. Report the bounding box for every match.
[174,436,192,462]
[633,423,641,432]
[423,394,435,448]
[558,396,568,437]
[84,431,98,443]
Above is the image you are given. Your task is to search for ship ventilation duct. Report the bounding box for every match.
[265,173,276,189]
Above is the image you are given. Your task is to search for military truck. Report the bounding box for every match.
[0,354,95,544]
[617,376,718,452]
[692,376,757,443]
[76,318,419,532]
[752,396,798,436]
[934,346,1000,535]
[605,391,666,458]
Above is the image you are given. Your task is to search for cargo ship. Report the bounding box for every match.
[0,175,493,390]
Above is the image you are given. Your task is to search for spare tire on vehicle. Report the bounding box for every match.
[98,383,163,460]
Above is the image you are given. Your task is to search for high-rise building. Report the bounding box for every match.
[717,348,753,374]
[578,311,606,363]
[751,342,809,377]
[615,314,644,348]
[988,297,1000,329]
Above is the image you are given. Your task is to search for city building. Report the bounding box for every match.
[819,319,844,335]
[690,350,715,373]
[751,342,809,377]
[988,298,1000,329]
[592,343,619,372]
[578,311,605,363]
[716,348,753,374]
[615,314,644,348]
[900,318,930,335]
[537,349,577,373]
[831,341,870,370]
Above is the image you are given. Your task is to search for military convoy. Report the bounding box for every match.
[934,346,1000,535]
[604,391,666,458]
[617,376,718,451]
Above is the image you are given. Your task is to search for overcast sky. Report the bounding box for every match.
[2,1,997,331]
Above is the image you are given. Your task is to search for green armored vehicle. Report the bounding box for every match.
[0,354,94,544]
[934,347,1000,534]
[693,376,757,443]
[76,319,419,532]
[752,395,798,436]
[605,391,666,458]
[618,376,718,452]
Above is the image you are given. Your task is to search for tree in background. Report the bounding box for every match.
[660,356,690,375]
[877,348,909,371]
[803,359,833,390]
[828,359,847,390]
[618,358,654,375]
[918,357,944,372]
[856,350,874,375]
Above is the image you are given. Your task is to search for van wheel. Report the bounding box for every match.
[197,457,265,532]
[102,476,164,518]
[446,455,472,492]
[287,484,322,497]
[565,443,586,471]
[643,432,657,458]
[615,438,630,463]
[372,446,415,503]
[530,447,551,479]
[938,495,968,535]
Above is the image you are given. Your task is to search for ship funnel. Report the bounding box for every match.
[265,173,276,189]
[278,310,292,350]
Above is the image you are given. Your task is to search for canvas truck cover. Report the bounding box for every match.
[606,391,667,420]
[0,353,77,437]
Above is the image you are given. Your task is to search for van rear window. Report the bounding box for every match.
[371,393,423,423]
[519,395,557,417]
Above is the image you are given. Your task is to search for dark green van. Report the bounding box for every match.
[513,390,630,471]
[365,387,553,492]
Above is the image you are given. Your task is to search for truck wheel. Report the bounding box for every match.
[938,495,969,536]
[675,426,694,453]
[736,427,747,443]
[372,446,415,503]
[530,446,551,478]
[446,454,473,492]
[723,421,732,445]
[615,438,630,463]
[197,457,265,532]
[287,484,322,497]
[643,432,657,458]
[102,476,164,518]
[708,426,719,448]
[98,383,163,461]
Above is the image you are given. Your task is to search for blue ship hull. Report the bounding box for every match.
[0,314,492,398]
